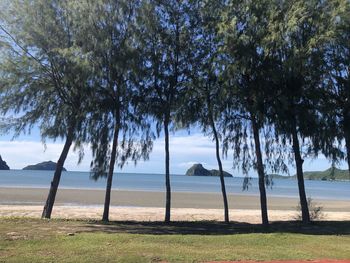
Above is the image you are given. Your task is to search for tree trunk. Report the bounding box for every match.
[210,115,229,223]
[164,116,171,223]
[343,126,350,180]
[42,124,75,219]
[291,117,310,224]
[251,118,269,226]
[102,121,119,222]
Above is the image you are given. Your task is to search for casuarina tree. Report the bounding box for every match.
[0,0,92,219]
[181,0,231,222]
[265,0,332,223]
[70,0,154,222]
[136,0,198,222]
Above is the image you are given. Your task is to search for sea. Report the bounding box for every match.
[0,170,349,201]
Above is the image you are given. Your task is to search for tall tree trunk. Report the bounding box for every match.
[251,118,269,226]
[42,123,75,219]
[164,115,171,223]
[343,119,350,179]
[291,117,310,224]
[345,133,350,180]
[102,120,119,222]
[210,116,229,223]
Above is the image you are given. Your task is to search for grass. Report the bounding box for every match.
[1,217,350,262]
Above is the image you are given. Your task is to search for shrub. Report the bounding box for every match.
[295,197,324,221]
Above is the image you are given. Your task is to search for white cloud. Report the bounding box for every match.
[0,140,90,171]
[178,161,208,168]
[0,133,345,175]
[0,133,231,174]
[151,134,216,155]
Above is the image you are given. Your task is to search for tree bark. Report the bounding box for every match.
[164,115,171,223]
[102,120,119,222]
[42,123,75,219]
[291,117,310,224]
[251,118,269,226]
[343,123,350,180]
[210,116,229,223]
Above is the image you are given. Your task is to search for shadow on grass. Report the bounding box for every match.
[79,220,350,236]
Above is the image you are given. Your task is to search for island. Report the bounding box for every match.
[0,155,10,170]
[186,163,233,177]
[271,167,350,181]
[23,161,67,171]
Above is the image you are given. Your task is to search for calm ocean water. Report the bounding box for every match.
[0,170,349,200]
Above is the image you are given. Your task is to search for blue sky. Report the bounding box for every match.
[0,127,343,176]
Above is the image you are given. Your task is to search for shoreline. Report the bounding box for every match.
[1,187,350,211]
[1,187,349,222]
[0,185,348,201]
[3,169,350,180]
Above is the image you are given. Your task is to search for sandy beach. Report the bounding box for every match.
[0,187,349,222]
[1,205,350,223]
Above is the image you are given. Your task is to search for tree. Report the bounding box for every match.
[316,0,350,177]
[0,0,92,219]
[137,0,197,222]
[220,0,284,226]
[70,0,154,222]
[266,0,332,223]
[180,0,230,223]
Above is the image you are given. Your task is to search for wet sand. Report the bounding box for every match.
[0,187,349,222]
[1,187,349,211]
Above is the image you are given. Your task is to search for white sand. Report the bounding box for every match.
[1,205,349,223]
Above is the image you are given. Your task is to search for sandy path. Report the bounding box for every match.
[1,205,349,223]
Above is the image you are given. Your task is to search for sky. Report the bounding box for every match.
[0,128,343,176]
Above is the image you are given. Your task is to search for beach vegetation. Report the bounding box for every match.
[135,0,200,223]
[295,197,324,221]
[0,0,93,219]
[219,0,280,227]
[68,0,154,222]
[310,0,350,180]
[180,0,231,223]
[0,0,349,226]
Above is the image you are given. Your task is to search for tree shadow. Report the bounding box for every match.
[78,220,350,236]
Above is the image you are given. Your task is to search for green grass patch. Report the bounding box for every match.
[1,218,350,262]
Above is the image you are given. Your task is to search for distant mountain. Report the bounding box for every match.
[186,163,233,177]
[0,155,10,170]
[303,167,349,181]
[269,174,292,179]
[23,161,67,171]
[270,167,350,181]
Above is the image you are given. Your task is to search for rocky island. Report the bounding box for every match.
[23,161,67,171]
[0,155,10,170]
[186,163,233,177]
